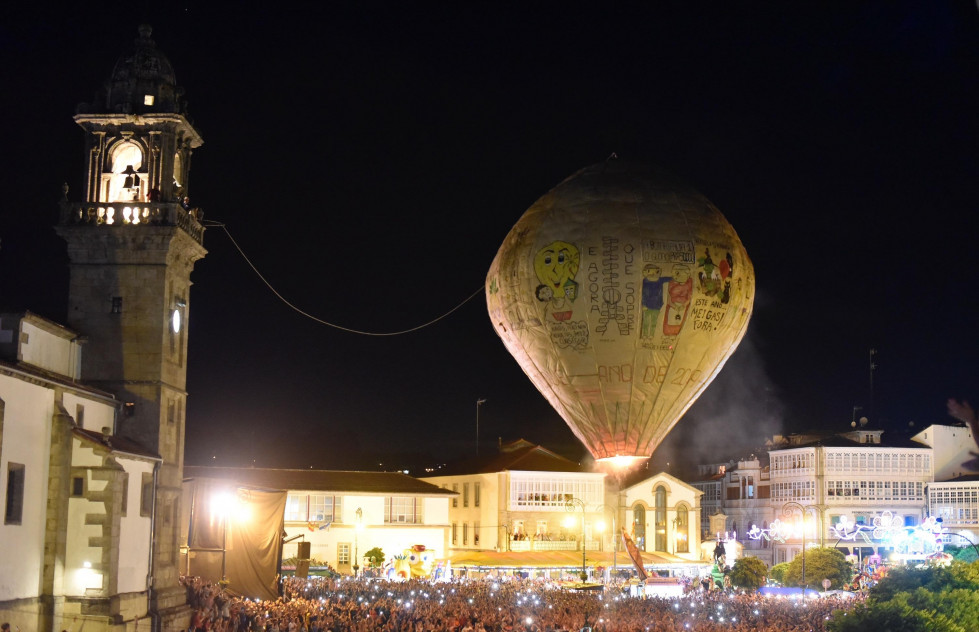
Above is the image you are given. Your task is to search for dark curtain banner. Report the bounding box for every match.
[226,486,287,600]
[185,479,286,600]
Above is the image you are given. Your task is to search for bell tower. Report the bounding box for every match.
[55,25,204,631]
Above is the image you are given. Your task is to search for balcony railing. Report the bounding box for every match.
[60,201,205,245]
[509,539,600,552]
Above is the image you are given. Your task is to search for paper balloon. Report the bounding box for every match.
[486,161,754,462]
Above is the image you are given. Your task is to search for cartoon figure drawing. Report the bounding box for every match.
[698,248,735,304]
[663,264,693,336]
[640,264,672,339]
[533,240,580,318]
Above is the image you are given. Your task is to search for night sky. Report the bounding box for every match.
[2,2,977,472]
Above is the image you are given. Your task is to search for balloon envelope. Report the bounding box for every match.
[486,162,754,461]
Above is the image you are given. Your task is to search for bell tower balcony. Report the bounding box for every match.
[59,200,205,245]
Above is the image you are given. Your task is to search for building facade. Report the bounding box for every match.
[1,313,160,632]
[689,422,979,569]
[183,467,455,578]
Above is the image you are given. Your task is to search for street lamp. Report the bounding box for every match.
[594,503,618,582]
[782,501,821,597]
[211,488,249,585]
[565,497,587,582]
[353,507,363,577]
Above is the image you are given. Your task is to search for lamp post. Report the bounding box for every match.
[475,398,487,457]
[565,497,587,582]
[594,503,618,582]
[782,501,820,598]
[353,507,363,577]
[211,490,236,584]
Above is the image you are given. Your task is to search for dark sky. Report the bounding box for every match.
[2,2,977,472]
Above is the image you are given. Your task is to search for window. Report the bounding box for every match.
[385,497,421,524]
[452,484,458,507]
[633,506,646,550]
[5,463,25,524]
[121,473,129,515]
[285,493,308,522]
[76,404,85,427]
[72,476,85,497]
[111,297,123,314]
[536,520,548,536]
[675,505,689,553]
[309,495,340,523]
[140,473,153,517]
[475,482,481,507]
[474,521,480,545]
[463,483,470,507]
[463,522,469,545]
[452,523,458,545]
[338,543,351,566]
[509,476,603,509]
[654,486,667,551]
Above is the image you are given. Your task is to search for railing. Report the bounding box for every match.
[509,539,599,552]
[60,201,205,245]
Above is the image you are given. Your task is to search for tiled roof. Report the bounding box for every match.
[770,433,927,450]
[432,441,591,476]
[183,466,456,496]
[74,428,160,460]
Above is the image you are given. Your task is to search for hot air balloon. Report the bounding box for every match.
[486,160,754,465]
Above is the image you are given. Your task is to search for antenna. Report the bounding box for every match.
[868,349,877,423]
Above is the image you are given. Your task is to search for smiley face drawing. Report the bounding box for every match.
[534,241,580,301]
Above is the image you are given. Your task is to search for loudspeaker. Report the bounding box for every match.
[296,560,310,578]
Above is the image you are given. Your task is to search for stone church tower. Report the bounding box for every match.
[55,25,205,631]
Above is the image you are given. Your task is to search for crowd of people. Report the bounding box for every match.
[180,574,862,632]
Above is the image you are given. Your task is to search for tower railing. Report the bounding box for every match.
[59,201,205,244]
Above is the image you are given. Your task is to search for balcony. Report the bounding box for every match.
[59,201,205,245]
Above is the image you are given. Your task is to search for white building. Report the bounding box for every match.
[620,472,703,565]
[1,312,159,632]
[183,466,455,576]
[421,440,702,578]
[911,423,978,482]
[420,440,607,555]
[690,420,979,569]
[926,476,979,554]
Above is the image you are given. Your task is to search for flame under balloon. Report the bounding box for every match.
[486,161,754,461]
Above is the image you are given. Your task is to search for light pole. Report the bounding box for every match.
[782,501,820,597]
[475,398,487,457]
[565,497,587,582]
[595,503,618,582]
[353,507,363,577]
[211,490,236,584]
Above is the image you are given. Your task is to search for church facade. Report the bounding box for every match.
[1,25,206,632]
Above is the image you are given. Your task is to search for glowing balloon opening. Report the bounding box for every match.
[598,455,648,469]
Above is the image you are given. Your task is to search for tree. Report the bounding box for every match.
[769,562,790,585]
[728,556,768,590]
[363,547,385,569]
[782,547,852,589]
[828,561,979,632]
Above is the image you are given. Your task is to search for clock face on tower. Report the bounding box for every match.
[171,308,182,333]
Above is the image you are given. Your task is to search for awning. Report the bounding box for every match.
[446,548,700,570]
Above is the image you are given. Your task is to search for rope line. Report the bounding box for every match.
[205,222,484,336]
